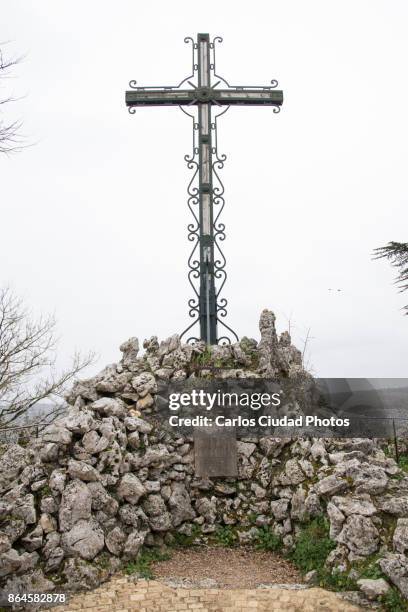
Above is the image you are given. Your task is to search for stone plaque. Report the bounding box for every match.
[194,426,237,478]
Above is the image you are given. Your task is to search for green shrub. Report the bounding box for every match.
[290,516,336,574]
[214,525,238,547]
[40,485,52,497]
[124,548,170,579]
[255,526,282,552]
[194,347,213,366]
[358,555,385,580]
[398,454,408,472]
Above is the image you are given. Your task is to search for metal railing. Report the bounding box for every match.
[0,422,44,443]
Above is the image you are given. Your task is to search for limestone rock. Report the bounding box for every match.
[270,499,289,521]
[258,309,278,375]
[148,512,172,532]
[168,483,195,527]
[310,439,328,465]
[0,533,11,554]
[251,483,267,499]
[315,475,348,496]
[377,496,408,517]
[40,442,59,463]
[158,334,180,357]
[0,445,29,493]
[62,558,102,591]
[40,513,57,534]
[119,504,147,527]
[105,526,126,556]
[117,474,146,505]
[17,551,40,574]
[87,482,119,516]
[131,372,157,397]
[90,397,127,419]
[41,496,58,514]
[0,548,21,577]
[291,486,308,522]
[143,494,167,517]
[68,459,100,482]
[195,497,217,523]
[14,494,36,524]
[64,409,96,434]
[45,547,64,572]
[349,464,388,495]
[120,337,140,366]
[59,479,92,531]
[327,501,345,539]
[41,423,72,445]
[304,492,322,518]
[49,468,66,493]
[21,525,43,551]
[259,437,289,458]
[393,518,408,554]
[357,578,390,599]
[331,495,377,517]
[124,416,153,434]
[336,515,379,556]
[123,530,147,560]
[379,553,408,598]
[279,459,305,486]
[237,441,256,459]
[82,430,110,454]
[61,519,104,560]
[3,568,54,596]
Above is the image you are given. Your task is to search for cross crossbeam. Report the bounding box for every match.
[125,33,283,345]
[126,88,283,107]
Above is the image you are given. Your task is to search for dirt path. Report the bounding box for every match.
[51,547,363,611]
[151,546,302,588]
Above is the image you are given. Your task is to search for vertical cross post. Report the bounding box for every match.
[197,34,217,344]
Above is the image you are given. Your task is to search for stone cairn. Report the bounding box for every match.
[0,310,408,606]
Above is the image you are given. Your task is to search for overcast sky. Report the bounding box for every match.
[1,0,408,378]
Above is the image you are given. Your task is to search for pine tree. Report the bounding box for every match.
[374,241,408,315]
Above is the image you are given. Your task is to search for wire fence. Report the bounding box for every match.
[0,422,43,444]
[1,415,408,463]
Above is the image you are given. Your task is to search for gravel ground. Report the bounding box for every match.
[152,546,303,589]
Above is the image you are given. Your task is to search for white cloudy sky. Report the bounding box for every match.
[1,0,407,378]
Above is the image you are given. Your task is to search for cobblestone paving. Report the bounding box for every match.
[52,576,362,611]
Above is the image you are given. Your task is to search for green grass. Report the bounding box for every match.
[290,516,336,574]
[380,587,408,612]
[123,548,170,579]
[318,569,357,592]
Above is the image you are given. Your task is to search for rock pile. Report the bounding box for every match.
[0,310,407,606]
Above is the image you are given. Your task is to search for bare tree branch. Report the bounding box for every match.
[0,286,95,427]
[0,43,26,154]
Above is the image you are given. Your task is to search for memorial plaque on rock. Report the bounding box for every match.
[194,426,237,477]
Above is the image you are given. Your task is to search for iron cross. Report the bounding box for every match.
[126,33,283,345]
